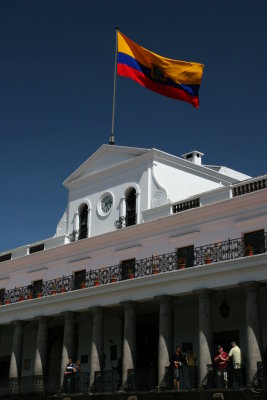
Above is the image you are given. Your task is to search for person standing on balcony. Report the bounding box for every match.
[228,342,242,388]
[214,346,228,388]
[64,358,76,393]
[170,345,187,390]
[74,360,81,393]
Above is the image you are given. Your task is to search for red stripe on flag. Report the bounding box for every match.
[118,63,199,108]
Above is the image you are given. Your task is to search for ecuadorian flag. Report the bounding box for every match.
[117,31,204,108]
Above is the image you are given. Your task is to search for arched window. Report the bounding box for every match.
[125,188,136,227]
[78,204,88,240]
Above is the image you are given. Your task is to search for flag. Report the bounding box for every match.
[117,31,204,108]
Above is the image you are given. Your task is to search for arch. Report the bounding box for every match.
[125,187,136,227]
[78,203,88,240]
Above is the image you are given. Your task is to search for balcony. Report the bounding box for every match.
[1,233,266,306]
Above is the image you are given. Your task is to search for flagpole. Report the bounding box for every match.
[109,26,119,145]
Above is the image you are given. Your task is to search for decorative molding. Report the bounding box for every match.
[115,243,142,252]
[28,266,48,273]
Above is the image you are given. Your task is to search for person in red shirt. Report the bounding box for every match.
[214,346,228,388]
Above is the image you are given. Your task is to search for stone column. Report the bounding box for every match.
[240,281,264,385]
[60,312,75,387]
[156,295,172,386]
[9,321,25,392]
[194,289,213,387]
[89,307,104,388]
[33,317,48,390]
[121,301,136,389]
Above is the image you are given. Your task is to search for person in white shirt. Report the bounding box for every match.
[228,342,242,388]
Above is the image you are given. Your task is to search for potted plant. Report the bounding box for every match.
[18,291,24,302]
[245,244,254,256]
[36,291,43,298]
[110,273,117,283]
[27,289,33,300]
[93,278,100,286]
[80,280,87,289]
[128,269,135,279]
[152,263,160,274]
[4,298,10,305]
[60,285,65,293]
[151,254,159,274]
[178,257,186,269]
[51,282,57,295]
[204,251,212,264]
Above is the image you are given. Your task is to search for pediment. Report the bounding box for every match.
[63,144,149,187]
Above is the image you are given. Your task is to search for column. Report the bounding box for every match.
[60,312,75,388]
[194,289,213,387]
[156,295,172,386]
[9,321,25,392]
[121,301,136,389]
[89,307,104,389]
[240,281,264,385]
[33,317,48,390]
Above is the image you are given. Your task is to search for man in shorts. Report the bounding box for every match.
[214,346,228,388]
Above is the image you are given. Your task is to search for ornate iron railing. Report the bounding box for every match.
[127,368,156,391]
[114,211,137,229]
[1,233,266,305]
[93,370,120,393]
[68,227,88,242]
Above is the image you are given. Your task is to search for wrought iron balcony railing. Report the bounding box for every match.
[1,233,266,305]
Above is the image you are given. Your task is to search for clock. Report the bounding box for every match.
[100,193,113,214]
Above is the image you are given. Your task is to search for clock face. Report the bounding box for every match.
[100,194,113,214]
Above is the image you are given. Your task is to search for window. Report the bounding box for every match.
[0,289,5,305]
[78,204,88,240]
[121,258,136,280]
[125,188,136,227]
[244,229,265,255]
[73,270,86,290]
[33,280,43,298]
[177,245,194,268]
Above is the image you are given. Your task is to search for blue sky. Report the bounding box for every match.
[0,0,266,252]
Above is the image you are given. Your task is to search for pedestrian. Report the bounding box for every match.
[228,341,242,388]
[186,349,197,389]
[74,360,81,392]
[64,358,76,393]
[170,345,187,390]
[214,345,228,389]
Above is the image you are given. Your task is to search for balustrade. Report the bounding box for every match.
[1,233,266,305]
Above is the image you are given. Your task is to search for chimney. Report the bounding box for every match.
[182,150,204,166]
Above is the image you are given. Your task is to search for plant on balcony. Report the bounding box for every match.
[204,251,212,264]
[110,273,117,283]
[80,280,87,289]
[18,290,24,302]
[4,298,10,305]
[151,254,160,274]
[178,257,186,269]
[245,244,254,256]
[51,282,57,295]
[27,289,33,300]
[128,269,135,279]
[36,291,43,298]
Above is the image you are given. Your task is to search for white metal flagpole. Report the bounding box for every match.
[109,26,119,145]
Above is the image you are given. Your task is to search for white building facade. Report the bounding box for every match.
[0,144,266,395]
